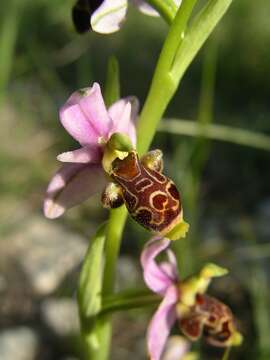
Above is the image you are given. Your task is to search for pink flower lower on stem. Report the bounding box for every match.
[141,237,243,360]
[141,237,181,360]
[44,82,139,219]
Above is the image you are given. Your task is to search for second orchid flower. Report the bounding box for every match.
[141,237,243,360]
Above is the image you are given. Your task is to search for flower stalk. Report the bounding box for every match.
[84,0,234,358]
[79,57,129,360]
[137,0,198,155]
[146,0,178,23]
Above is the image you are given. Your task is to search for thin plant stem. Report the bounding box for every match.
[83,316,112,360]
[137,0,198,155]
[146,0,177,24]
[222,347,231,360]
[103,208,128,295]
[86,58,127,360]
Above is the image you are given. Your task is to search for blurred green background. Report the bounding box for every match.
[0,0,270,359]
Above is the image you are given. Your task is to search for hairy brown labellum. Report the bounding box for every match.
[179,294,238,347]
[102,150,183,236]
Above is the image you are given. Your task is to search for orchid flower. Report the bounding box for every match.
[44,82,139,219]
[141,237,243,360]
[72,0,181,34]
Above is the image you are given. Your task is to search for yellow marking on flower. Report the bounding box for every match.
[182,353,199,360]
[230,331,243,346]
[178,263,228,308]
[200,263,228,279]
[166,219,189,240]
[102,147,128,174]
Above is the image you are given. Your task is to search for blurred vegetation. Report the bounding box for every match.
[0,0,270,359]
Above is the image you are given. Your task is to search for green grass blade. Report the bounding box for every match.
[171,0,232,81]
[159,119,270,151]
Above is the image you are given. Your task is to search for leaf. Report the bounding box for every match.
[101,288,160,314]
[78,223,107,322]
[171,0,233,80]
[159,118,270,151]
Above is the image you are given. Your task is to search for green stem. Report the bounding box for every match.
[89,208,127,360]
[146,0,177,24]
[82,316,112,360]
[103,208,128,295]
[84,58,126,360]
[136,0,198,155]
[222,347,231,360]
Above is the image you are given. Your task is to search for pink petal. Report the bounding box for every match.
[60,99,99,147]
[132,0,159,17]
[141,237,178,295]
[60,83,112,146]
[57,145,102,163]
[147,286,178,360]
[159,249,178,280]
[133,0,182,17]
[109,96,139,146]
[91,0,128,34]
[78,83,113,137]
[44,163,107,219]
